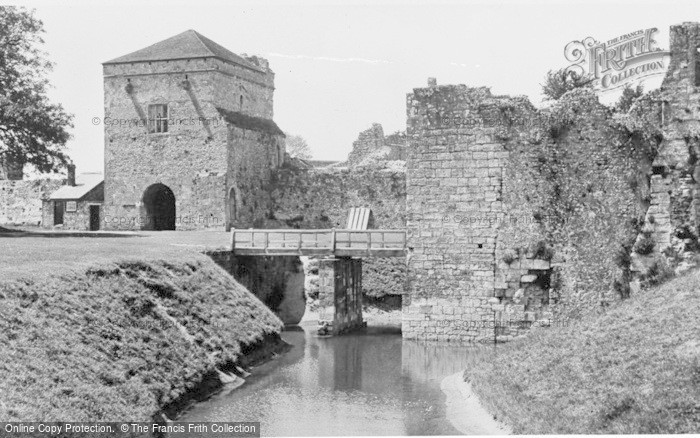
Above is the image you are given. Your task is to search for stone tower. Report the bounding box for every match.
[102,30,284,231]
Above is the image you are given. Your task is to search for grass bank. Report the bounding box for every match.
[0,257,284,423]
[464,269,700,434]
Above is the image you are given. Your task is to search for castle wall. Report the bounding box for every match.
[640,22,700,266]
[346,123,407,166]
[0,179,63,226]
[403,86,511,342]
[226,124,285,229]
[265,166,407,299]
[403,82,653,342]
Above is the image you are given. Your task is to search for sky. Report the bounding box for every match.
[6,0,700,174]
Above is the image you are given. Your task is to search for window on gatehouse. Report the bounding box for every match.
[148,104,169,133]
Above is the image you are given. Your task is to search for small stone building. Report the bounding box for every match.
[102,30,285,231]
[43,172,104,230]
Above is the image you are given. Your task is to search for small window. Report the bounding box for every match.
[240,95,244,110]
[66,201,77,212]
[148,104,169,133]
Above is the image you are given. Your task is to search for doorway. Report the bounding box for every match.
[89,205,100,231]
[142,183,176,230]
[53,201,64,225]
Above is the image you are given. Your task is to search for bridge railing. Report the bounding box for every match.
[231,229,407,257]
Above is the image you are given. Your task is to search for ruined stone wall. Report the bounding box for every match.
[266,166,406,229]
[346,123,407,167]
[404,81,654,341]
[265,165,407,299]
[497,90,650,331]
[630,22,700,282]
[404,85,513,342]
[0,179,63,226]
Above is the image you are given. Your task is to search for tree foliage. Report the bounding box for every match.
[615,84,644,113]
[284,133,312,160]
[541,68,594,101]
[0,6,72,173]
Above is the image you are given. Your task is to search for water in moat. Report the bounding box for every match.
[180,322,482,436]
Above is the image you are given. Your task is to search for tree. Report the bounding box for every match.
[615,84,644,113]
[0,7,73,174]
[541,68,594,101]
[284,133,312,160]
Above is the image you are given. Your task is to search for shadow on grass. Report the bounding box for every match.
[0,226,141,239]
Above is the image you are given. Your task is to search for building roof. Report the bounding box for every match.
[50,173,104,200]
[216,107,284,136]
[103,30,263,72]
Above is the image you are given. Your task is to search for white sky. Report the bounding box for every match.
[5,0,700,173]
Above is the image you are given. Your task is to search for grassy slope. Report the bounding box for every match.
[0,257,283,422]
[464,269,700,434]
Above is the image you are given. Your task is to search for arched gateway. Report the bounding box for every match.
[142,183,176,230]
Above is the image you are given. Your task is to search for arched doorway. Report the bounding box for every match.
[142,183,176,230]
[228,187,237,229]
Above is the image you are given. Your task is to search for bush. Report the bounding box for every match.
[613,243,632,269]
[640,260,673,288]
[633,234,655,255]
[502,249,518,265]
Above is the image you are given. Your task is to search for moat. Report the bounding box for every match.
[179,322,481,436]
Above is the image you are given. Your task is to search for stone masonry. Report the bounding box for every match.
[639,22,700,269]
[404,85,510,342]
[102,30,284,231]
[318,257,364,335]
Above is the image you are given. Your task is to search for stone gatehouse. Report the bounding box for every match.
[102,30,285,231]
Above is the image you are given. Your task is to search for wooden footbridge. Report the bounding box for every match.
[230,208,407,335]
[231,208,407,258]
[231,228,407,257]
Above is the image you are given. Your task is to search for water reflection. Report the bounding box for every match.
[180,323,475,436]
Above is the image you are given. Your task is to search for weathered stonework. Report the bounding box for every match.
[102,34,284,231]
[404,79,652,342]
[346,123,407,167]
[403,85,513,342]
[42,183,104,231]
[0,179,63,226]
[207,251,306,325]
[635,22,700,276]
[266,165,407,299]
[318,257,364,335]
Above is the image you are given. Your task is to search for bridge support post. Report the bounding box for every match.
[317,257,365,335]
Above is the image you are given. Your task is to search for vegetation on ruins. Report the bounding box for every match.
[615,84,645,113]
[633,232,656,255]
[284,132,313,160]
[540,68,594,101]
[0,7,73,173]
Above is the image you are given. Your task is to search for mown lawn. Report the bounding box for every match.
[464,270,700,434]
[0,229,230,280]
